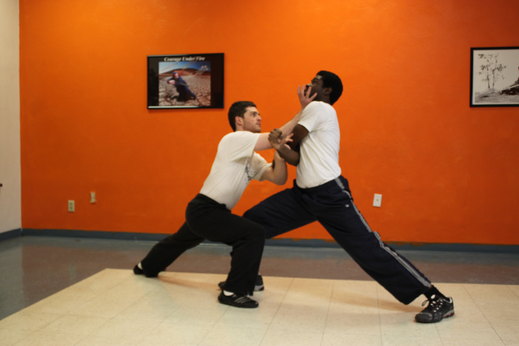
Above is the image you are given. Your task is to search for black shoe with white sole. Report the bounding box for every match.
[218,292,259,308]
[254,275,264,291]
[133,264,144,275]
[415,295,454,323]
[132,263,158,278]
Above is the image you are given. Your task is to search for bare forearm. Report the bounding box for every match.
[278,111,302,136]
[276,145,300,166]
[262,152,288,184]
[261,86,314,151]
[271,152,288,184]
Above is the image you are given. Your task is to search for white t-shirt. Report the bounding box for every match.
[200,131,271,209]
[296,101,341,188]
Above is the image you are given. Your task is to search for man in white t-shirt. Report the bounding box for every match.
[244,71,454,323]
[133,96,313,308]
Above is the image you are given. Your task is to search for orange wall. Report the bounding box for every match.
[20,0,519,244]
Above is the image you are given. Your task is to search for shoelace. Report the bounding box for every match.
[421,297,444,313]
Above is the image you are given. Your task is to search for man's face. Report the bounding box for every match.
[307,75,326,101]
[240,106,262,133]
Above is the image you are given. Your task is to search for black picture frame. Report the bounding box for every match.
[147,53,224,109]
[470,47,519,107]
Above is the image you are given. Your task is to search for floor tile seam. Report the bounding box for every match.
[46,291,104,313]
[106,280,156,304]
[195,299,232,345]
[0,309,63,331]
[374,284,384,345]
[204,320,270,346]
[32,321,102,340]
[17,329,86,345]
[113,300,177,325]
[0,329,40,345]
[76,290,143,310]
[0,330,32,346]
[258,277,295,346]
[320,281,340,345]
[456,284,505,345]
[5,319,62,346]
[69,298,140,321]
[70,312,156,345]
[67,268,131,296]
[479,302,512,344]
[40,312,111,329]
[510,285,519,300]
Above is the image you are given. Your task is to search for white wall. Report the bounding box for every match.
[0,0,21,234]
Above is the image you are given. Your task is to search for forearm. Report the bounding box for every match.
[278,85,315,136]
[256,112,302,151]
[278,111,302,136]
[276,145,300,166]
[271,152,288,185]
[262,152,288,184]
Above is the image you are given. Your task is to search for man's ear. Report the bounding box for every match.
[235,116,244,129]
[323,87,332,97]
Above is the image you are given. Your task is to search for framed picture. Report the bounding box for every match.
[470,47,519,107]
[147,53,224,109]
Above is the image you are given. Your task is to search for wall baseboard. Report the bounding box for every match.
[7,228,519,253]
[0,228,22,241]
[262,237,519,253]
[20,228,164,241]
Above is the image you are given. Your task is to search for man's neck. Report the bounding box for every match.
[315,96,331,105]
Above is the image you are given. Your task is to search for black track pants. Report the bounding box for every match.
[243,176,432,304]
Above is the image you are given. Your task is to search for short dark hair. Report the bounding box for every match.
[228,101,256,131]
[317,70,343,105]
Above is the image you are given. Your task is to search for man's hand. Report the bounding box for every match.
[268,129,293,150]
[297,85,317,109]
[268,129,283,150]
[269,128,300,166]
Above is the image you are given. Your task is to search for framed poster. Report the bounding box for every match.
[147,53,224,109]
[470,47,519,107]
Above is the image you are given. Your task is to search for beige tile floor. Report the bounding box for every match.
[1,269,518,346]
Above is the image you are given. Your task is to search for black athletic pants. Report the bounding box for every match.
[140,194,265,296]
[243,176,432,304]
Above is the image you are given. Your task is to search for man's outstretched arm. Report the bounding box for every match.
[260,152,288,185]
[254,86,315,151]
[269,125,309,166]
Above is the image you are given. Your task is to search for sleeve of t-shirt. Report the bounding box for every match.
[250,153,272,181]
[219,131,260,162]
[297,101,322,132]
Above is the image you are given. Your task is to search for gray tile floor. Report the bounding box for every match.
[1,235,519,321]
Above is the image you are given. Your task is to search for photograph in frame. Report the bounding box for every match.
[470,47,519,107]
[147,53,224,109]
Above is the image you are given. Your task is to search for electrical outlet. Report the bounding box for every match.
[373,193,382,207]
[90,191,96,204]
[68,200,75,212]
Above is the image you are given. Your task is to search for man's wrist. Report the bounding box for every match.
[275,150,285,161]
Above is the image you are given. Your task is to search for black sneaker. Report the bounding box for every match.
[218,275,265,292]
[255,275,265,291]
[415,295,454,323]
[218,292,259,308]
[133,264,144,275]
[133,263,158,278]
